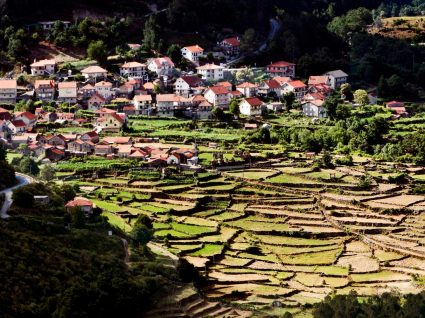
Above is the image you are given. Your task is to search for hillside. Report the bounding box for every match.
[369,16,425,40]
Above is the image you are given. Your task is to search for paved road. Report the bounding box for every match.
[0,173,34,219]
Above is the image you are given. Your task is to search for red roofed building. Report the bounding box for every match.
[282,80,308,100]
[219,37,240,56]
[14,111,37,128]
[175,76,205,97]
[88,93,106,111]
[204,86,231,109]
[258,79,281,96]
[236,82,258,98]
[45,147,65,161]
[147,57,175,76]
[0,107,12,121]
[65,197,94,216]
[386,101,407,115]
[239,97,265,116]
[266,61,296,78]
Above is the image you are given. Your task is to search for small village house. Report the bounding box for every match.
[196,64,224,82]
[81,65,108,80]
[0,80,17,104]
[239,97,265,116]
[120,61,147,79]
[266,61,296,78]
[147,57,175,76]
[236,82,259,98]
[324,70,348,89]
[58,81,78,103]
[30,59,56,76]
[181,45,204,64]
[35,80,55,101]
[204,86,231,109]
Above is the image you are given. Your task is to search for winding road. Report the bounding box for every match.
[0,173,34,219]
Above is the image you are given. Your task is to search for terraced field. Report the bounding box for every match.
[65,161,425,316]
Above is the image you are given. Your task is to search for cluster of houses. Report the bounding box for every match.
[0,120,199,165]
[0,52,349,121]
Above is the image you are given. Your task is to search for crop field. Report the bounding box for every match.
[64,157,425,314]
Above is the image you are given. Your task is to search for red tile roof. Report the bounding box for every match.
[222,37,240,47]
[268,61,295,67]
[65,197,93,208]
[244,97,263,107]
[208,86,230,95]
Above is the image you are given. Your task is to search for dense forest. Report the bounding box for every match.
[0,182,177,318]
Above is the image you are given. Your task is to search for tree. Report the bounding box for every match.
[240,28,256,52]
[340,83,353,101]
[39,164,55,181]
[229,99,240,117]
[321,151,334,168]
[377,76,389,98]
[353,89,369,106]
[282,92,296,111]
[235,67,254,83]
[166,44,182,65]
[328,7,373,39]
[212,107,225,121]
[12,187,34,208]
[87,40,107,64]
[131,215,153,245]
[17,157,39,175]
[143,16,157,51]
[69,207,85,228]
[322,94,340,119]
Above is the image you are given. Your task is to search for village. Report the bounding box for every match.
[0,23,410,167]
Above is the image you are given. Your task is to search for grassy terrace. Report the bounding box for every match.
[61,157,424,312]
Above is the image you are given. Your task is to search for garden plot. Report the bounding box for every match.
[208,272,272,283]
[225,169,278,180]
[350,270,411,283]
[336,254,379,273]
[247,207,324,219]
[365,194,425,209]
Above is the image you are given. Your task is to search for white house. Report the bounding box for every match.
[258,79,281,97]
[324,70,348,89]
[174,76,204,97]
[95,81,113,100]
[81,65,108,80]
[239,97,265,116]
[156,94,180,117]
[181,45,204,64]
[302,99,327,118]
[266,61,295,78]
[196,64,224,82]
[120,61,147,79]
[282,80,308,100]
[236,82,258,98]
[133,95,153,115]
[0,80,17,103]
[58,81,77,103]
[30,59,56,76]
[203,86,230,109]
[147,57,175,76]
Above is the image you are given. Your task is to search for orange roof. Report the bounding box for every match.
[207,86,229,95]
[95,81,112,87]
[0,79,17,89]
[273,76,291,85]
[31,59,55,67]
[237,82,258,89]
[217,81,232,88]
[308,76,329,85]
[121,61,146,68]
[268,61,295,67]
[243,97,263,107]
[58,81,77,89]
[222,37,240,47]
[288,80,307,89]
[65,197,93,208]
[81,65,107,74]
[197,63,223,70]
[134,95,152,102]
[183,45,204,53]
